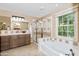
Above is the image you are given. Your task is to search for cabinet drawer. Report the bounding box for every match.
[10,35,19,48]
[11,35,18,39]
[10,41,19,48]
[0,36,10,51]
[1,36,10,42]
[19,35,26,38]
[10,44,19,48]
[1,42,9,46]
[1,44,9,51]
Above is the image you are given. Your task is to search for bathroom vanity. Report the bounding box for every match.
[0,33,31,52]
[0,15,31,52]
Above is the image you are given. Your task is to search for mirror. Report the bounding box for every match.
[0,16,29,30]
[11,16,28,30]
[11,21,28,30]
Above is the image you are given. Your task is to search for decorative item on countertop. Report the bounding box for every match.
[65,40,69,44]
[22,30,26,33]
[7,26,10,30]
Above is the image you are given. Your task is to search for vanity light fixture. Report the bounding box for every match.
[12,16,25,22]
[19,18,21,21]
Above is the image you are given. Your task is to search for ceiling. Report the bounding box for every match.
[0,3,73,17]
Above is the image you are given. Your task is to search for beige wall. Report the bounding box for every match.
[51,15,56,38]
[0,16,10,29]
[74,5,79,44]
[78,6,79,42]
[74,6,79,44]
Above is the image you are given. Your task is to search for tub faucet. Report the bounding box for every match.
[70,49,74,56]
[65,49,74,56]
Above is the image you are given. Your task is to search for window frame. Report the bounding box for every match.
[56,9,75,40]
[58,13,74,37]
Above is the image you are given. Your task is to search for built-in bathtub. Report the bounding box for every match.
[38,37,74,56]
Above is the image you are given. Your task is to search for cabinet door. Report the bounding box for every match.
[0,36,10,51]
[18,35,26,46]
[25,34,30,44]
[10,35,19,48]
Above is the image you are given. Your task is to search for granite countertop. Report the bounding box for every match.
[0,33,30,36]
[0,30,30,36]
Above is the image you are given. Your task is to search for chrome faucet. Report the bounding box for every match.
[70,49,74,56]
[65,49,74,56]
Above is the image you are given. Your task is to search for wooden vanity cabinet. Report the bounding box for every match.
[9,34,31,48]
[25,34,31,44]
[10,35,19,48]
[0,36,10,51]
[0,34,31,51]
[18,35,26,46]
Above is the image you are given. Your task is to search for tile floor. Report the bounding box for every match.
[0,43,45,56]
[1,42,79,56]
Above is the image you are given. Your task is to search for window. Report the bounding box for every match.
[58,13,74,37]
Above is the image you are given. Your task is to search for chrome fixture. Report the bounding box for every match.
[65,49,74,56]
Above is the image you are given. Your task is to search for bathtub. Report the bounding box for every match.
[38,37,74,56]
